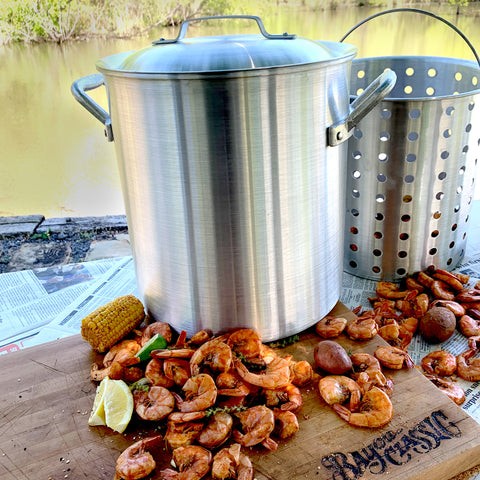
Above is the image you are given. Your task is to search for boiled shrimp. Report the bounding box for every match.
[468,308,480,320]
[424,374,465,405]
[234,355,291,389]
[468,335,480,350]
[459,314,480,337]
[152,348,196,359]
[211,443,240,480]
[346,313,378,341]
[159,445,212,480]
[318,375,362,411]
[397,317,419,349]
[374,346,415,370]
[356,372,395,398]
[457,348,480,381]
[378,322,401,345]
[233,405,275,448]
[263,383,302,411]
[457,272,471,284]
[226,329,263,360]
[430,299,465,317]
[188,330,212,346]
[332,386,393,428]
[211,443,254,480]
[190,337,233,376]
[140,321,172,346]
[379,376,395,398]
[133,385,175,421]
[92,339,141,381]
[168,411,208,423]
[421,350,457,376]
[416,271,436,289]
[245,343,278,369]
[350,353,386,386]
[145,358,174,388]
[416,270,455,300]
[432,269,464,291]
[123,366,145,383]
[406,277,426,293]
[289,360,314,387]
[216,371,253,397]
[104,339,141,367]
[315,315,347,339]
[173,373,217,412]
[273,409,299,439]
[91,360,124,381]
[370,297,397,317]
[164,358,191,386]
[376,282,408,299]
[236,450,253,480]
[431,280,456,301]
[396,291,429,319]
[115,436,161,480]
[164,421,204,450]
[197,412,233,449]
[455,288,480,303]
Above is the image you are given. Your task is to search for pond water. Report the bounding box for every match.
[1,5,480,217]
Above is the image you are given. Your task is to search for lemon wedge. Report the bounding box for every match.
[103,378,134,433]
[88,376,109,426]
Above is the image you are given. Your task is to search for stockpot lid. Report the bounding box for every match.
[96,15,357,75]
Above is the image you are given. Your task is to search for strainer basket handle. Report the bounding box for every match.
[340,8,480,67]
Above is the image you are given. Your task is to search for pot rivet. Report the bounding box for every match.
[337,132,343,141]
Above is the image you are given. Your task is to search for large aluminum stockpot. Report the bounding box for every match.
[72,15,395,341]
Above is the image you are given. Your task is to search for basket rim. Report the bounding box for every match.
[351,55,480,101]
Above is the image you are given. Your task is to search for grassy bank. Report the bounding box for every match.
[0,0,477,44]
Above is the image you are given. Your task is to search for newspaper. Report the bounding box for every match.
[0,257,130,352]
[19,256,139,349]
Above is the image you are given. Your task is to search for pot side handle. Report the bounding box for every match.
[327,69,396,147]
[71,74,114,142]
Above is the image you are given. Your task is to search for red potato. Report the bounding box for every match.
[314,340,352,374]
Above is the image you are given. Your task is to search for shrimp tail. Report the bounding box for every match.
[261,436,278,451]
[332,404,350,422]
[349,390,361,411]
[405,353,415,369]
[159,468,179,480]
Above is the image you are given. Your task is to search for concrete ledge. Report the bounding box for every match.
[0,215,45,236]
[0,215,128,237]
[36,215,128,234]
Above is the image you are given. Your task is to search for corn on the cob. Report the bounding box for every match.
[81,295,145,352]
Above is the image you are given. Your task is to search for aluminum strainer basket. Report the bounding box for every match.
[341,9,480,281]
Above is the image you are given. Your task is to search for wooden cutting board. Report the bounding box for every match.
[1,302,480,480]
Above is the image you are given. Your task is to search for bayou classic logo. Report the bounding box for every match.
[321,410,461,480]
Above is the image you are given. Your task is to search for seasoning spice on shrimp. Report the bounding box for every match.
[114,436,161,480]
[333,386,393,428]
[159,445,212,480]
[82,295,307,480]
[421,351,457,376]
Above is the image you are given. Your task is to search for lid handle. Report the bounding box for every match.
[153,15,296,45]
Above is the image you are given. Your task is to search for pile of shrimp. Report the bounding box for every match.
[315,268,480,408]
[90,323,313,480]
[317,346,414,428]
